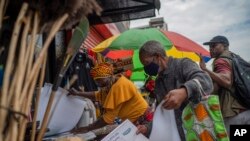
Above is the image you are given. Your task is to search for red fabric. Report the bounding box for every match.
[83,24,119,49]
[106,50,133,59]
[104,24,121,35]
[93,24,114,39]
[83,26,105,49]
[145,111,154,122]
[146,80,155,92]
[65,29,73,46]
[87,48,95,57]
[161,30,210,57]
[125,70,132,78]
[89,27,106,41]
[214,58,231,73]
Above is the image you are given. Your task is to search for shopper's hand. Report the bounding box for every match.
[136,124,148,135]
[197,53,207,71]
[162,88,187,109]
[68,88,81,96]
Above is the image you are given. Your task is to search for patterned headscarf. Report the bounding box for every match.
[90,62,113,80]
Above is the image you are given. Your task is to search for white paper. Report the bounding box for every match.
[101,119,149,141]
[37,83,87,136]
[149,101,181,141]
[76,97,97,128]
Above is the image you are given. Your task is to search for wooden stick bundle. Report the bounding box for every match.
[1,1,95,140]
[19,14,69,141]
[0,2,69,141]
[37,17,89,141]
[6,10,32,141]
[0,3,28,141]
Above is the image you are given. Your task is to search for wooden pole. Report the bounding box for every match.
[36,17,89,141]
[30,56,47,141]
[0,0,5,30]
[26,13,39,79]
[20,14,68,103]
[63,74,78,89]
[20,13,68,141]
[0,3,28,141]
[7,11,32,141]
[30,12,40,141]
[18,54,47,141]
[16,11,39,141]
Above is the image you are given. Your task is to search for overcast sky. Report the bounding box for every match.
[130,0,250,61]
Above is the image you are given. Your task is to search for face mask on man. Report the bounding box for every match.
[144,61,159,76]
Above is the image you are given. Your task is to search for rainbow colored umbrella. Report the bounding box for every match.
[92,28,210,81]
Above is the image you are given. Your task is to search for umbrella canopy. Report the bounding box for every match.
[92,28,210,81]
[93,28,210,57]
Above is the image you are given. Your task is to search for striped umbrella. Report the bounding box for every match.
[92,28,210,81]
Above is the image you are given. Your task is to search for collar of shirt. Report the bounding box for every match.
[158,57,174,77]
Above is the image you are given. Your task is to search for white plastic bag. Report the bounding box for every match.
[149,101,181,141]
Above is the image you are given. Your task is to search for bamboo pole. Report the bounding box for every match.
[18,54,47,141]
[0,0,9,26]
[14,11,34,141]
[6,68,18,103]
[22,14,69,141]
[13,13,31,141]
[30,56,46,141]
[64,74,78,89]
[20,15,68,141]
[20,14,68,103]
[37,17,89,141]
[5,10,31,141]
[36,91,57,141]
[26,13,39,79]
[0,0,5,30]
[1,8,67,141]
[30,12,41,141]
[17,67,40,141]
[0,3,28,141]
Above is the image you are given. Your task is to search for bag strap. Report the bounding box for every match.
[193,79,208,97]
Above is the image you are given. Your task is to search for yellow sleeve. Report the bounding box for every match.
[103,104,122,124]
[103,76,136,109]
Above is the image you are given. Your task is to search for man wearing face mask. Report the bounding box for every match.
[69,62,148,133]
[136,40,213,140]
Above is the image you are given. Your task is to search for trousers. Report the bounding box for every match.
[224,110,250,134]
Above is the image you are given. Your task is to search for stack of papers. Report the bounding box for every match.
[101,120,149,141]
[37,83,87,136]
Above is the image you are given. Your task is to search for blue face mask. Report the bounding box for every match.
[144,62,159,76]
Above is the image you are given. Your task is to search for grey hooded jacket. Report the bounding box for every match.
[147,57,213,140]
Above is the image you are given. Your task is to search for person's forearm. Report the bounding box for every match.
[88,118,107,131]
[71,118,107,134]
[77,91,96,100]
[204,69,231,88]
